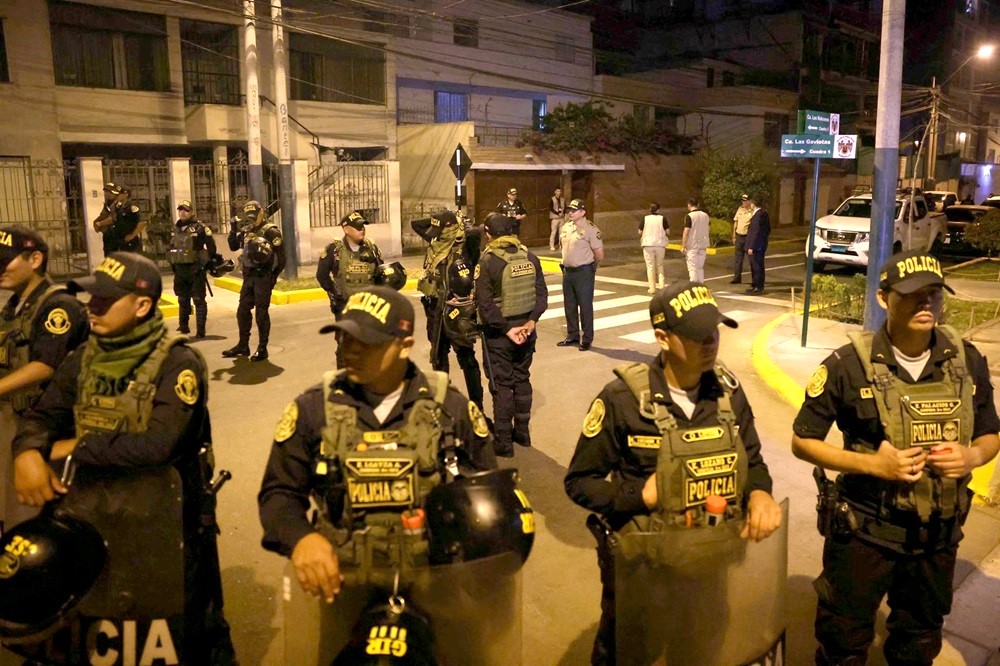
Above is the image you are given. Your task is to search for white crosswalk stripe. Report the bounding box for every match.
[539,295,650,321]
[618,310,757,344]
[548,289,613,304]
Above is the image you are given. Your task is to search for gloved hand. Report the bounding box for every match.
[358,245,377,263]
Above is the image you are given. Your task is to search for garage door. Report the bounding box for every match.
[473,170,562,245]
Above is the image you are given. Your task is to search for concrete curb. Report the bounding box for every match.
[750,312,804,409]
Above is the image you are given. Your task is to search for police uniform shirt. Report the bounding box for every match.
[12,344,209,468]
[258,362,497,557]
[496,199,527,218]
[733,207,753,236]
[475,249,548,333]
[174,219,218,261]
[564,355,773,527]
[560,219,603,268]
[316,239,384,294]
[2,280,89,372]
[112,202,142,239]
[793,326,1000,520]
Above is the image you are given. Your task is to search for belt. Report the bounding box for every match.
[564,263,595,272]
[736,232,748,237]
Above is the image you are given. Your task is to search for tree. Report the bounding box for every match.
[700,145,779,220]
[963,209,1000,256]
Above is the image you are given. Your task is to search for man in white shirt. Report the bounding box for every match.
[638,202,668,294]
[682,198,710,282]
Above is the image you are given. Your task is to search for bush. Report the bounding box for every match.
[963,209,1000,256]
[709,218,732,247]
[810,273,866,322]
[700,145,779,220]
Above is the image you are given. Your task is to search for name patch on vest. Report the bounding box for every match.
[908,400,961,417]
[684,453,738,508]
[345,457,415,508]
[627,435,660,449]
[681,427,724,443]
[77,409,123,433]
[347,263,371,274]
[362,430,400,445]
[508,260,535,278]
[910,419,960,447]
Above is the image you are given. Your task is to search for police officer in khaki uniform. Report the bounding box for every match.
[169,200,216,338]
[559,199,603,351]
[565,281,782,664]
[0,226,88,530]
[475,214,547,458]
[731,194,753,284]
[257,286,495,603]
[792,249,1000,665]
[316,211,384,318]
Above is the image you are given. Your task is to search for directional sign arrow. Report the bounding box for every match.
[449,143,473,182]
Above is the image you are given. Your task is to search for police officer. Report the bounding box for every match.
[791,249,1000,665]
[475,213,547,458]
[169,200,216,338]
[258,286,495,604]
[559,199,603,351]
[11,252,235,663]
[224,199,285,362]
[496,188,527,237]
[92,183,144,255]
[411,210,486,413]
[316,211,384,318]
[565,281,782,664]
[0,226,88,530]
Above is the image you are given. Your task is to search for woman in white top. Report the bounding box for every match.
[639,202,669,294]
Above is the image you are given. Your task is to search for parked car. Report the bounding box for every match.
[941,204,991,255]
[982,195,1000,210]
[807,192,945,271]
[924,190,958,212]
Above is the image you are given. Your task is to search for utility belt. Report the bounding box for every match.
[318,517,430,589]
[562,262,595,272]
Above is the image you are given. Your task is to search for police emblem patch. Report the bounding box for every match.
[468,401,490,438]
[582,398,605,438]
[205,227,213,236]
[274,401,298,443]
[474,264,481,280]
[272,236,283,247]
[130,205,139,213]
[806,365,828,398]
[44,308,71,335]
[174,369,199,405]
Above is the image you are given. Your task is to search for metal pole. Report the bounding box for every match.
[272,0,297,278]
[801,157,821,347]
[243,0,265,204]
[863,0,905,331]
[928,77,939,182]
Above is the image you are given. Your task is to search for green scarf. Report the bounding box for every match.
[484,234,523,255]
[83,311,167,395]
[424,224,464,272]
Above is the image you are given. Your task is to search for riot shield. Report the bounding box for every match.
[283,551,523,665]
[615,500,788,666]
[34,466,186,664]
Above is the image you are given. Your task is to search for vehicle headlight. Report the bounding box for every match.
[854,232,869,244]
[816,229,826,240]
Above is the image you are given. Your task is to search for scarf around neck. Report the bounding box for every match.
[84,311,167,393]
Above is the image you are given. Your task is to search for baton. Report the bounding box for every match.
[478,328,496,391]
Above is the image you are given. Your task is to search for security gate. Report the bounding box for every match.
[309,162,389,228]
[190,152,281,235]
[0,157,89,279]
[102,159,172,268]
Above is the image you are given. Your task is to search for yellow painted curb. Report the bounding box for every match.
[537,256,584,274]
[213,275,423,304]
[750,312,804,409]
[159,294,179,318]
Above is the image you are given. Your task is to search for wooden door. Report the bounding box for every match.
[472,170,562,245]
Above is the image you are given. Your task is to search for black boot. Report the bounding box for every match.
[177,299,191,335]
[250,345,269,362]
[194,297,207,339]
[222,342,251,358]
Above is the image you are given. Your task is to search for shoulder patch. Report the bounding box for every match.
[272,235,282,247]
[582,398,606,438]
[274,401,299,443]
[474,264,481,280]
[174,369,200,406]
[204,227,213,237]
[320,250,327,259]
[806,365,829,399]
[130,205,139,213]
[595,230,603,240]
[44,308,71,335]
[468,401,490,438]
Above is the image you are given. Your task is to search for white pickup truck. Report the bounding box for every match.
[807,192,946,271]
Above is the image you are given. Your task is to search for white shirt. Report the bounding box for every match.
[668,383,700,420]
[892,346,931,382]
[367,384,405,425]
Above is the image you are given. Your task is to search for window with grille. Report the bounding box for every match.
[454,19,479,47]
[181,20,240,105]
[435,92,468,122]
[289,33,386,105]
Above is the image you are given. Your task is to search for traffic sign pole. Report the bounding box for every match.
[801,158,821,347]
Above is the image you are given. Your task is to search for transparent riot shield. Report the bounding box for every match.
[615,500,788,666]
[283,551,523,665]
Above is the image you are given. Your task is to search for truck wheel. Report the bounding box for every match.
[930,233,946,255]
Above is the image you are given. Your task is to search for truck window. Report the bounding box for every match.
[915,200,927,219]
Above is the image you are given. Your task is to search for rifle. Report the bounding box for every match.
[429,294,447,370]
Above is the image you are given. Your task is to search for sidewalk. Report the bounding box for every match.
[755,313,1000,665]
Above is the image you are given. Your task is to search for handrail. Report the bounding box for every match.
[258,94,321,149]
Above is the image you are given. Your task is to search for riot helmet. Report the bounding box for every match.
[374,262,407,291]
[331,597,437,665]
[245,236,274,266]
[441,297,477,348]
[0,512,107,643]
[446,259,474,298]
[205,253,236,277]
[425,469,535,568]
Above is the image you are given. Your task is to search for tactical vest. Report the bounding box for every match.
[0,284,67,412]
[241,222,279,269]
[614,362,748,529]
[483,237,536,317]
[169,223,207,265]
[417,228,464,299]
[334,239,378,294]
[74,335,207,437]
[847,326,974,521]
[317,369,451,529]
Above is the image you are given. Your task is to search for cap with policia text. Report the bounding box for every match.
[0,226,48,270]
[507,188,518,195]
[566,199,586,211]
[741,194,749,201]
[319,287,415,344]
[341,211,367,229]
[69,252,163,302]
[879,249,955,295]
[177,200,192,212]
[103,182,122,195]
[649,281,737,341]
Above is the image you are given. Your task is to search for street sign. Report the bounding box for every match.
[449,143,473,181]
[780,134,834,158]
[797,110,841,136]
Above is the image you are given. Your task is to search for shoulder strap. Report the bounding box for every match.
[403,370,450,471]
[847,330,879,383]
[712,362,739,425]
[321,369,358,460]
[133,335,194,388]
[613,362,677,433]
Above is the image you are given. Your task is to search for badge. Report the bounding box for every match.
[44,308,71,335]
[860,387,873,399]
[582,398,605,438]
[474,264,481,280]
[274,401,298,443]
[627,435,660,449]
[130,205,139,213]
[806,365,828,398]
[595,230,603,240]
[174,369,199,405]
[468,401,490,438]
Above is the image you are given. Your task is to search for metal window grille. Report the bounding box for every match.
[309,162,389,228]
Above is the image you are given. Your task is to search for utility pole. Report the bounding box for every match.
[243,0,265,204]
[863,0,905,331]
[928,76,939,182]
[271,0,297,278]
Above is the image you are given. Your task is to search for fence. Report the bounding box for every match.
[103,159,172,268]
[190,153,282,237]
[474,125,531,148]
[0,158,89,279]
[309,162,389,229]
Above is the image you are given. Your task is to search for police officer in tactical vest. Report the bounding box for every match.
[317,211,384,318]
[169,200,216,338]
[11,252,236,663]
[224,199,285,362]
[565,281,782,664]
[411,210,486,412]
[475,213,547,458]
[92,183,144,255]
[258,286,496,604]
[792,249,1000,665]
[0,226,88,531]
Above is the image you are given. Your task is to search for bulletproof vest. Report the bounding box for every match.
[318,370,451,529]
[483,236,536,317]
[0,284,67,412]
[169,222,206,265]
[417,227,464,299]
[335,239,378,293]
[241,222,279,269]
[74,336,207,437]
[614,362,748,528]
[847,326,974,521]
